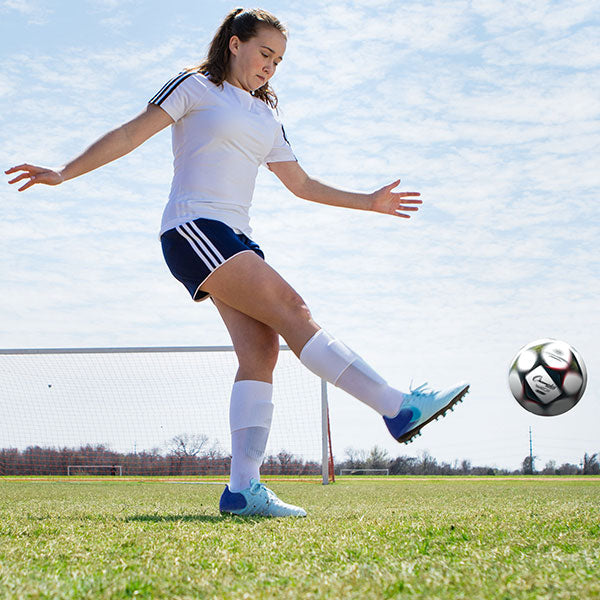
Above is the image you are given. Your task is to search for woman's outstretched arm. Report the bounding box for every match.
[267,160,422,218]
[5,104,174,191]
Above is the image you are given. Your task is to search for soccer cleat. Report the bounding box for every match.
[219,479,307,517]
[383,382,470,444]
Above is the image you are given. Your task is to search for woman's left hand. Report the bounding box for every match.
[369,179,422,218]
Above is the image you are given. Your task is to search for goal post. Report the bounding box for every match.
[0,346,334,483]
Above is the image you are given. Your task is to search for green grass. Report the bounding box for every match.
[1,477,599,599]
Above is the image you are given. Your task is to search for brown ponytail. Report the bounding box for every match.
[188,8,287,109]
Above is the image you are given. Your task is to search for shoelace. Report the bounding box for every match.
[249,481,275,504]
[249,481,265,495]
[408,381,434,397]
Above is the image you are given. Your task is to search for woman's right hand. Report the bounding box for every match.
[5,164,64,192]
[5,105,174,192]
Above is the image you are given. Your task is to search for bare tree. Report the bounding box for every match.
[168,433,209,457]
[277,450,295,474]
[522,455,537,475]
[389,455,417,475]
[583,453,600,475]
[418,450,438,475]
[366,445,390,470]
[344,447,368,469]
[556,462,580,475]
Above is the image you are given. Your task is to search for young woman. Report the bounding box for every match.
[6,8,469,517]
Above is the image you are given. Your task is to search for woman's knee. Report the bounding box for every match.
[277,289,313,326]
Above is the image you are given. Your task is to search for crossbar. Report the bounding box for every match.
[0,346,290,355]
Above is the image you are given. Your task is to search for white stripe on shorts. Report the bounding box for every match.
[176,224,222,271]
[187,221,227,264]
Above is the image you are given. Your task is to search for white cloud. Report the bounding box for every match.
[472,0,598,35]
[1,0,51,24]
[84,0,139,10]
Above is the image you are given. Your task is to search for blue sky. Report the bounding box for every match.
[1,0,599,471]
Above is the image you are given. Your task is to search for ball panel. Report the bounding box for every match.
[562,371,583,397]
[544,396,580,416]
[540,341,572,370]
[516,349,537,372]
[519,397,547,417]
[508,369,524,401]
[524,365,561,403]
[570,345,588,395]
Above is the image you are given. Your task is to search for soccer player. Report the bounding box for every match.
[6,8,469,517]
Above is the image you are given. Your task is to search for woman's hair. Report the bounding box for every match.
[190,7,288,109]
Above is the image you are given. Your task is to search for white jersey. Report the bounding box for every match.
[149,71,297,237]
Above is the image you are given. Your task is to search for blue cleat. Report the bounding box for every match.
[219,478,307,517]
[384,382,470,444]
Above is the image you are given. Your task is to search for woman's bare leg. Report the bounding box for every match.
[214,299,279,492]
[202,252,320,355]
[214,299,280,382]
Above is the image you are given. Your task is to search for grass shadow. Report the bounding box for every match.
[125,513,271,524]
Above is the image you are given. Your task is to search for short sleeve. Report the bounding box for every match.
[148,71,208,122]
[263,122,297,165]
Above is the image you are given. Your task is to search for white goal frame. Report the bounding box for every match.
[0,345,333,484]
[340,468,390,476]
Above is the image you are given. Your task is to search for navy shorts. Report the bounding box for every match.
[161,218,265,302]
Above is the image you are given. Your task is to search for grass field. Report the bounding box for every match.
[1,477,599,599]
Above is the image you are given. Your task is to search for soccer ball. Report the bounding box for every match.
[508,339,587,416]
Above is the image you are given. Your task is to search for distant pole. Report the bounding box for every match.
[529,426,534,473]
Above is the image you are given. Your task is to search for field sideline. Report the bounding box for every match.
[1,477,599,599]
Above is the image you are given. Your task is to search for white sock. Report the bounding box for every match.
[228,380,274,493]
[299,329,404,418]
[230,426,269,492]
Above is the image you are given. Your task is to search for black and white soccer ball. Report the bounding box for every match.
[508,339,587,416]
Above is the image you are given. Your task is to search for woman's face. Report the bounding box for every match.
[227,26,287,92]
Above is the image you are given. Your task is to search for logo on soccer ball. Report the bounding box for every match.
[508,339,587,416]
[525,366,560,403]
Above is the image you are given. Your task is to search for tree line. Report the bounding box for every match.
[2,439,598,477]
[338,446,600,476]
[0,433,321,477]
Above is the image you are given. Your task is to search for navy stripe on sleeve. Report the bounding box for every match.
[149,71,196,106]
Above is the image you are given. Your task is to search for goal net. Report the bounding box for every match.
[0,346,334,482]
